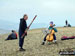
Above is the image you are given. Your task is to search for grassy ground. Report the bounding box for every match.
[0,27,75,56]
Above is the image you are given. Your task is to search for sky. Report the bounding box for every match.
[0,0,75,30]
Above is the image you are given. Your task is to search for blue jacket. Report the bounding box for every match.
[48,26,57,32]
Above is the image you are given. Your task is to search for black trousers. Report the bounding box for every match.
[19,30,25,48]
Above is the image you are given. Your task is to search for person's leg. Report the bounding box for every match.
[42,34,48,45]
[19,31,26,51]
[21,36,25,48]
[53,34,56,40]
[5,37,9,41]
[19,31,24,49]
[44,34,48,41]
[19,35,22,49]
[53,34,57,43]
[6,37,9,40]
[6,35,11,40]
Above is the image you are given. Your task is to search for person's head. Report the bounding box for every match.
[50,21,53,27]
[12,30,15,32]
[23,14,28,20]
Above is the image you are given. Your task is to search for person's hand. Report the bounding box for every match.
[24,31,27,33]
[24,31,27,36]
[49,30,51,32]
[27,26,29,29]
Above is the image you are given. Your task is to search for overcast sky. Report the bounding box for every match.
[0,0,75,29]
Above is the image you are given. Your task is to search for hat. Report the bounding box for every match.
[50,21,53,25]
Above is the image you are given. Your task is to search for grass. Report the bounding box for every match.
[0,27,75,56]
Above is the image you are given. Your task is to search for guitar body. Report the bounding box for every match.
[46,29,55,42]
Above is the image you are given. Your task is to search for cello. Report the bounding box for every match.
[46,25,55,42]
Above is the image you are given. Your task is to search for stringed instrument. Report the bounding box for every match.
[46,28,55,42]
[21,15,37,38]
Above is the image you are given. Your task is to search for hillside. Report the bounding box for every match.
[0,27,75,56]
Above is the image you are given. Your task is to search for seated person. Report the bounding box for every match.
[41,21,57,45]
[5,30,18,40]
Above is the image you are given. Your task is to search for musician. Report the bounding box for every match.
[41,21,57,45]
[19,14,28,51]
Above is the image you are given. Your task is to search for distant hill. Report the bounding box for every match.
[0,29,10,34]
[0,19,19,30]
[0,19,64,30]
[0,19,48,30]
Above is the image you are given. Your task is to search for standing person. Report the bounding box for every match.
[65,20,68,26]
[19,14,28,51]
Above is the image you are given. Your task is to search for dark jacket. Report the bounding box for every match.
[6,32,17,40]
[11,32,17,38]
[19,18,27,33]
